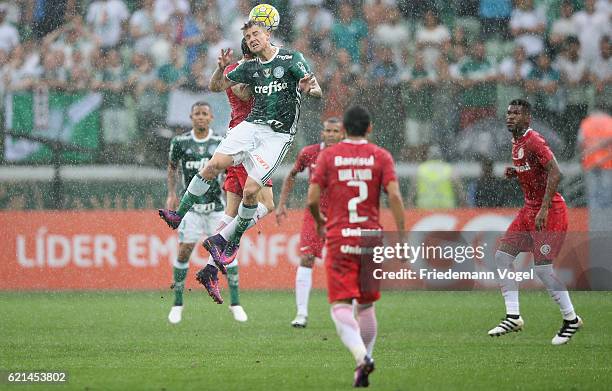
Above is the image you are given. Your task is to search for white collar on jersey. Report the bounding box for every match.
[258,46,280,64]
[191,129,213,143]
[342,138,368,145]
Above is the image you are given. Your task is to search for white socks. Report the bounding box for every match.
[535,264,577,320]
[331,304,367,365]
[295,266,313,317]
[187,174,210,195]
[220,202,269,241]
[496,250,520,316]
[356,304,377,357]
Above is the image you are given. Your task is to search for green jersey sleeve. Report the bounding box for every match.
[226,62,251,84]
[289,51,311,79]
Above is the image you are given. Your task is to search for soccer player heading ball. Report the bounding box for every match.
[488,99,583,345]
[159,20,321,279]
[308,105,405,387]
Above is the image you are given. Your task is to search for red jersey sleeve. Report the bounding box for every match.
[292,148,308,173]
[310,149,329,189]
[529,133,554,167]
[379,149,398,190]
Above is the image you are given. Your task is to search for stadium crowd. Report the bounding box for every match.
[0,0,610,164]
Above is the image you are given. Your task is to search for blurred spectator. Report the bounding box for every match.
[5,44,40,91]
[0,2,20,24]
[496,45,530,117]
[431,54,458,160]
[0,47,9,104]
[92,49,131,146]
[158,45,187,91]
[363,0,393,28]
[322,48,354,119]
[510,0,546,57]
[66,51,91,92]
[555,36,591,158]
[415,8,451,69]
[184,55,207,91]
[473,158,508,207]
[40,49,68,91]
[524,52,563,127]
[458,41,497,130]
[130,0,156,54]
[153,0,189,24]
[127,53,165,135]
[573,0,610,63]
[0,8,19,53]
[409,145,466,208]
[590,35,611,112]
[44,16,98,69]
[30,0,76,39]
[149,22,173,67]
[400,51,434,158]
[397,0,435,20]
[182,3,210,67]
[331,3,368,64]
[548,0,577,56]
[202,23,232,75]
[479,0,512,40]
[295,2,333,55]
[86,0,130,49]
[372,6,410,66]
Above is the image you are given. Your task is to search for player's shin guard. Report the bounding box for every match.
[226,260,240,306]
[172,259,189,306]
[331,304,367,366]
[295,266,312,317]
[535,264,577,320]
[496,251,520,316]
[177,175,212,216]
[356,304,377,358]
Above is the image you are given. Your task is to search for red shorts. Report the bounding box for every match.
[324,237,381,304]
[224,165,272,197]
[299,211,324,258]
[500,202,568,260]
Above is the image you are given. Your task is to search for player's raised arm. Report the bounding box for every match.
[536,157,562,231]
[230,83,252,102]
[385,180,405,237]
[209,49,238,92]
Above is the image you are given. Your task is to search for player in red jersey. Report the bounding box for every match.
[276,117,345,328]
[308,106,405,387]
[194,39,274,317]
[488,99,583,345]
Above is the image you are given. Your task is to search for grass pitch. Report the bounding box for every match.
[1,290,611,390]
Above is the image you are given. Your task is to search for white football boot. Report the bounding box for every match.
[552,316,583,345]
[168,306,183,324]
[291,314,308,328]
[229,305,248,322]
[488,316,524,336]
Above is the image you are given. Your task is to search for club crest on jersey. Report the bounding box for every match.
[517,147,524,159]
[539,244,551,255]
[273,66,284,78]
[263,68,271,78]
[198,146,205,154]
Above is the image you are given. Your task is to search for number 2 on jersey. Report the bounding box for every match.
[347,181,368,223]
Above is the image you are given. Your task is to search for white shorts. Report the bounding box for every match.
[178,210,225,243]
[215,121,293,186]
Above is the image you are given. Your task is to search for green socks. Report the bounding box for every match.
[173,262,189,306]
[226,265,240,306]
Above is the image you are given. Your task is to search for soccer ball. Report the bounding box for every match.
[249,3,280,31]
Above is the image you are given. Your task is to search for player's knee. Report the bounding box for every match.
[300,256,315,268]
[242,183,260,204]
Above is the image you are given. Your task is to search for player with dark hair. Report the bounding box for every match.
[166,101,228,324]
[488,98,583,345]
[308,105,405,387]
[159,20,322,275]
[276,117,345,328]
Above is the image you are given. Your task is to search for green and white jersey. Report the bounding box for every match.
[226,47,311,135]
[169,130,224,214]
